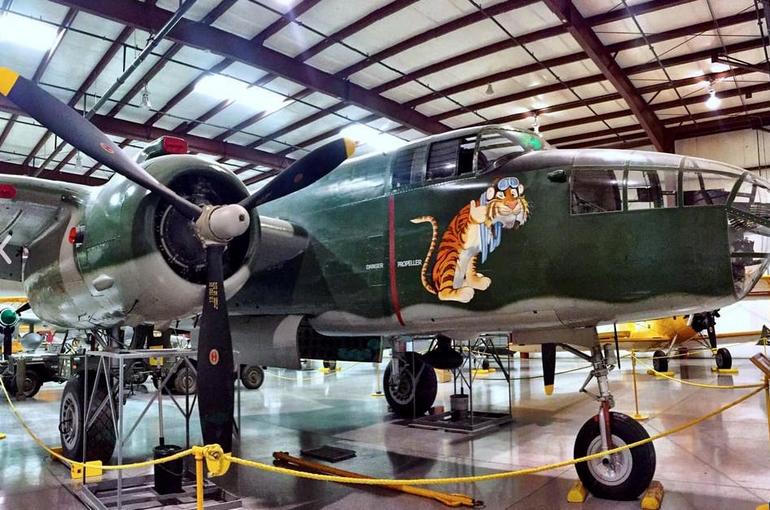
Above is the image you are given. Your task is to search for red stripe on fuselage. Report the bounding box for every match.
[388,195,406,326]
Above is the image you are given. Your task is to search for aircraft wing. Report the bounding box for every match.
[0,175,91,281]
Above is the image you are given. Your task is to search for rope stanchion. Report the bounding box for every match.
[194,447,205,510]
[638,360,765,390]
[630,351,649,421]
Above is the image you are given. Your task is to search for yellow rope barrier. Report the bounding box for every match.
[224,385,765,486]
[638,360,765,390]
[0,376,192,470]
[0,364,766,488]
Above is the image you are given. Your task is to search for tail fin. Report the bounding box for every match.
[410,216,439,295]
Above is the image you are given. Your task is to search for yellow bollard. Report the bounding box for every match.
[194,447,204,510]
[631,351,649,421]
[0,432,5,440]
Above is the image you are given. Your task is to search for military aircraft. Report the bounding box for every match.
[1,66,770,501]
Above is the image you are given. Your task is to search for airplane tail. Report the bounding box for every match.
[410,216,438,295]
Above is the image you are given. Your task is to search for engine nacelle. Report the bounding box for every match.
[24,155,257,329]
[212,315,383,369]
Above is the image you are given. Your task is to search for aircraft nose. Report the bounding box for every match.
[727,173,770,297]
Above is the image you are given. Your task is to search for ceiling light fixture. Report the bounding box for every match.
[75,151,83,173]
[705,83,720,110]
[340,124,405,152]
[195,74,287,112]
[140,83,152,110]
[0,13,58,51]
[532,114,540,134]
[485,83,494,96]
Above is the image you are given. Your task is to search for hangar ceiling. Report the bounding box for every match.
[0,0,767,188]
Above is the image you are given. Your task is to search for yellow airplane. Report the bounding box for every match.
[597,311,756,373]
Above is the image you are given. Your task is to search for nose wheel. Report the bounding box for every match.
[574,412,656,500]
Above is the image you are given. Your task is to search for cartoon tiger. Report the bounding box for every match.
[411,177,530,303]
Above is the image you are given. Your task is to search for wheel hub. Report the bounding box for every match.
[388,370,415,405]
[60,393,79,450]
[586,434,632,486]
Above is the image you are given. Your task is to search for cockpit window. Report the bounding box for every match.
[682,171,738,206]
[476,130,548,174]
[571,169,622,214]
[626,169,677,209]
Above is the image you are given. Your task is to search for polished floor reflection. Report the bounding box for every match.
[1,343,769,509]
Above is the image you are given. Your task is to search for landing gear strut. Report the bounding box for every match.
[566,344,656,500]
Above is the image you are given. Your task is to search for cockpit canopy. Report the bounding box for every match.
[391,127,549,189]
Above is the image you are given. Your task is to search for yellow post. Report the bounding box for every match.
[194,447,204,510]
[631,351,649,421]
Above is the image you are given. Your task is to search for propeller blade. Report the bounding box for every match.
[541,343,556,396]
[239,137,355,210]
[196,245,235,451]
[0,68,201,220]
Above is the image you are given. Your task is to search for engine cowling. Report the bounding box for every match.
[24,155,258,329]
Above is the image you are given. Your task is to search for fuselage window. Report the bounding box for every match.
[626,169,677,209]
[426,137,475,181]
[682,171,737,206]
[391,145,427,188]
[571,169,622,214]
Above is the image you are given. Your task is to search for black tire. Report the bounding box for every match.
[127,361,148,385]
[481,358,490,370]
[59,374,116,464]
[240,365,264,390]
[715,348,732,370]
[322,360,337,370]
[383,352,437,418]
[15,368,43,399]
[574,412,656,501]
[652,350,668,373]
[172,366,197,395]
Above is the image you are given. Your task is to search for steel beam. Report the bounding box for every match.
[50,0,448,134]
[0,97,291,169]
[539,0,670,150]
[376,0,699,95]
[0,160,105,186]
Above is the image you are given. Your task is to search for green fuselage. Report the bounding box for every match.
[231,129,769,339]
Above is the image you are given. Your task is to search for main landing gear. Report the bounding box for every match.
[567,344,656,500]
[383,341,437,418]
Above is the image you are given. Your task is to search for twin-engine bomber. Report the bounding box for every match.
[1,66,770,501]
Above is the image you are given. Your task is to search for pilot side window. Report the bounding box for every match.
[571,169,622,214]
[626,170,677,209]
[426,137,475,181]
[391,145,427,189]
[476,132,526,173]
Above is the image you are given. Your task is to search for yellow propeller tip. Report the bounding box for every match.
[343,137,357,158]
[0,68,19,97]
[544,384,554,396]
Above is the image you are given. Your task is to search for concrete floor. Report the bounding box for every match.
[1,344,769,509]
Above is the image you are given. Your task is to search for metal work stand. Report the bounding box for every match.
[410,336,513,434]
[78,349,242,509]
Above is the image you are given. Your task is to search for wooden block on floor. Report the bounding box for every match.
[641,481,664,510]
[566,480,588,503]
[71,460,103,479]
[711,367,739,375]
[435,369,452,383]
[646,370,674,378]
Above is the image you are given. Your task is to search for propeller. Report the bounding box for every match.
[0,67,355,451]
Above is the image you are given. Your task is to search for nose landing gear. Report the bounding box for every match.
[567,344,656,500]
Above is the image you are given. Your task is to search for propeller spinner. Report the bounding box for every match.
[0,67,355,451]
